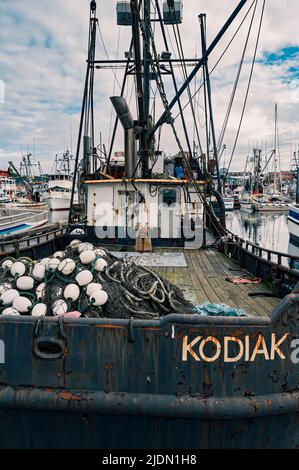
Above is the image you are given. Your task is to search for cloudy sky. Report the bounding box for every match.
[0,0,299,174]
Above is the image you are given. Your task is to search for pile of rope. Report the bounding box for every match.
[0,241,194,320]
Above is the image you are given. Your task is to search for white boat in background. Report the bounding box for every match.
[288,204,299,245]
[0,208,48,239]
[43,151,77,224]
[223,196,235,211]
[43,174,74,223]
[240,198,253,213]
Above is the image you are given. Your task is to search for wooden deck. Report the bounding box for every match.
[153,248,280,317]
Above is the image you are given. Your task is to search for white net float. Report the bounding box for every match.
[47,258,60,272]
[79,250,95,265]
[36,282,46,300]
[78,242,93,254]
[13,296,32,313]
[64,284,80,302]
[86,282,103,296]
[76,270,93,286]
[16,276,34,291]
[2,307,20,316]
[32,264,46,281]
[89,290,108,307]
[93,258,108,273]
[58,258,76,276]
[10,262,26,278]
[52,299,68,316]
[0,289,20,306]
[32,303,47,317]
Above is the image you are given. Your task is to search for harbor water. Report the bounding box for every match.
[226,210,299,258]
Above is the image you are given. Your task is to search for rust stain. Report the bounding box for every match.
[59,391,83,402]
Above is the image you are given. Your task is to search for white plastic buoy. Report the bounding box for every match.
[53,251,65,259]
[32,303,47,317]
[13,296,32,313]
[10,261,26,277]
[64,284,80,302]
[79,250,95,265]
[16,276,34,291]
[40,258,50,267]
[58,258,76,276]
[70,228,85,235]
[1,259,14,270]
[93,258,108,273]
[47,258,60,271]
[86,282,103,296]
[36,282,46,300]
[2,307,20,316]
[93,249,106,257]
[0,283,12,295]
[0,289,20,306]
[89,290,108,307]
[69,239,81,246]
[32,264,46,281]
[78,242,93,254]
[76,270,93,286]
[52,299,68,316]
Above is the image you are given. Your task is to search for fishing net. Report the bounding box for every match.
[0,243,195,320]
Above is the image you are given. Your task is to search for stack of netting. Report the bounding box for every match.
[0,240,194,319]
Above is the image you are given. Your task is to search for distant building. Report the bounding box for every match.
[264,171,295,183]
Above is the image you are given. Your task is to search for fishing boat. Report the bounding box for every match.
[0,207,48,239]
[0,0,298,451]
[43,151,77,224]
[223,196,235,211]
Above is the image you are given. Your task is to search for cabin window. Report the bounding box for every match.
[162,188,177,206]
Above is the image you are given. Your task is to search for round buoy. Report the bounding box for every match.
[64,284,80,302]
[0,289,20,306]
[52,299,68,316]
[53,251,65,259]
[13,296,32,313]
[89,290,108,307]
[58,258,76,276]
[47,258,60,271]
[76,270,93,286]
[1,259,14,270]
[36,282,46,300]
[86,282,103,296]
[70,228,85,235]
[2,307,20,316]
[10,261,26,277]
[32,303,47,317]
[32,264,46,281]
[79,250,95,265]
[16,276,34,291]
[0,283,12,295]
[93,258,108,273]
[93,249,106,257]
[40,258,50,267]
[78,242,93,254]
[69,239,81,246]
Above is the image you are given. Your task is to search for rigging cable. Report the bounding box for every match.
[173,0,257,121]
[225,0,266,177]
[217,0,258,154]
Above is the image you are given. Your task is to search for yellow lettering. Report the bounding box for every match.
[199,336,221,363]
[245,335,250,362]
[224,336,244,363]
[250,335,270,362]
[271,333,289,360]
[182,336,201,362]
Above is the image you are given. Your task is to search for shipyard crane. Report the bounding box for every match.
[8,160,35,200]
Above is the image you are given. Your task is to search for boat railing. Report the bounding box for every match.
[0,210,48,226]
[0,225,67,255]
[224,228,299,270]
